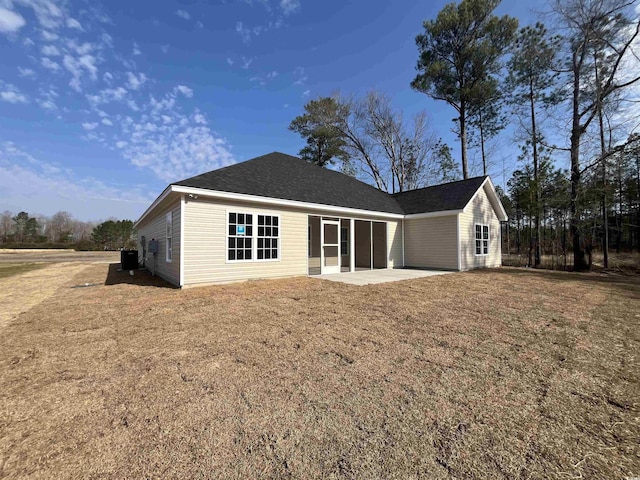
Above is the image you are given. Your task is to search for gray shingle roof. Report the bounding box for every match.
[173,152,487,215]
[391,176,487,214]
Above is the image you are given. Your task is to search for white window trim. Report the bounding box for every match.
[474,223,489,256]
[225,210,281,264]
[166,211,173,263]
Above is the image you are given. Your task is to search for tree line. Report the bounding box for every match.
[0,210,136,250]
[288,0,640,271]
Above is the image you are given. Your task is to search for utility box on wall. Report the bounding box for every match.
[148,239,159,254]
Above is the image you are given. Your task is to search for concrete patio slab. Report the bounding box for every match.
[316,268,455,286]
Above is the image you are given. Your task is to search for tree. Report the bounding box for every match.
[290,92,436,192]
[0,210,12,242]
[468,78,506,176]
[91,220,135,250]
[551,0,640,271]
[507,22,561,267]
[288,97,349,167]
[12,212,31,242]
[49,211,73,243]
[411,0,517,179]
[430,140,461,184]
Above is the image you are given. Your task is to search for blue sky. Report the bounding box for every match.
[0,0,546,221]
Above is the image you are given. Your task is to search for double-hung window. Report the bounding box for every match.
[475,224,489,256]
[257,215,279,260]
[228,213,253,261]
[227,212,280,262]
[166,212,173,262]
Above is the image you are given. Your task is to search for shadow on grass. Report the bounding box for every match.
[474,267,640,299]
[104,263,176,288]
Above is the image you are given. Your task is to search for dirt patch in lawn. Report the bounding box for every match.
[0,266,638,479]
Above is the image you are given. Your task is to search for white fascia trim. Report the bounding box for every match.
[179,194,185,287]
[462,177,509,222]
[172,185,405,220]
[134,185,173,229]
[404,209,463,220]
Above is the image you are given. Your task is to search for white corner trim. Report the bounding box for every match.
[456,213,461,271]
[404,209,463,220]
[401,218,405,268]
[179,194,185,287]
[172,185,405,220]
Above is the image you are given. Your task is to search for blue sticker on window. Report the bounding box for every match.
[237,225,245,236]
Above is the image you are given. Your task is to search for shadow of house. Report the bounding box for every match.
[104,263,177,288]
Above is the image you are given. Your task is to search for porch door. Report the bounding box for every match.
[321,219,340,274]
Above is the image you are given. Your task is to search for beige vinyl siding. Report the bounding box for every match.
[137,198,181,285]
[387,220,403,268]
[404,215,458,270]
[183,198,308,285]
[459,184,502,270]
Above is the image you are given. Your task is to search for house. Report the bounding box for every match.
[134,152,507,287]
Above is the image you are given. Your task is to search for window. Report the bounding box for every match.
[166,212,173,262]
[475,224,489,256]
[340,226,348,256]
[228,212,253,261]
[257,214,279,260]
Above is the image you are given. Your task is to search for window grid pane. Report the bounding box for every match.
[257,215,279,260]
[228,212,252,261]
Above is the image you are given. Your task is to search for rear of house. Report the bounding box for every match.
[135,152,507,287]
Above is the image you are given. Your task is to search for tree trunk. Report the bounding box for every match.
[479,109,487,176]
[570,52,589,271]
[595,53,609,268]
[460,102,469,179]
[529,81,542,268]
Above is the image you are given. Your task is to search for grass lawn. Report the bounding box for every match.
[1,265,638,479]
[0,262,45,280]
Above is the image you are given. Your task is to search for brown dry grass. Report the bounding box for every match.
[0,262,45,280]
[1,264,639,479]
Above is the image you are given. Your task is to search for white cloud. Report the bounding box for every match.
[41,57,60,71]
[226,57,234,66]
[66,17,83,30]
[302,89,310,97]
[101,118,113,126]
[280,0,300,15]
[86,87,128,106]
[193,112,207,124]
[236,21,252,43]
[63,54,98,92]
[103,71,113,84]
[241,56,254,69]
[132,42,141,55]
[0,82,28,103]
[126,71,147,90]
[115,141,128,149]
[160,44,169,54]
[82,122,99,131]
[0,142,151,220]
[293,66,307,85]
[41,30,58,41]
[0,6,26,34]
[42,44,61,56]
[18,67,35,78]
[176,9,190,20]
[196,21,204,29]
[175,85,193,97]
[267,70,278,79]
